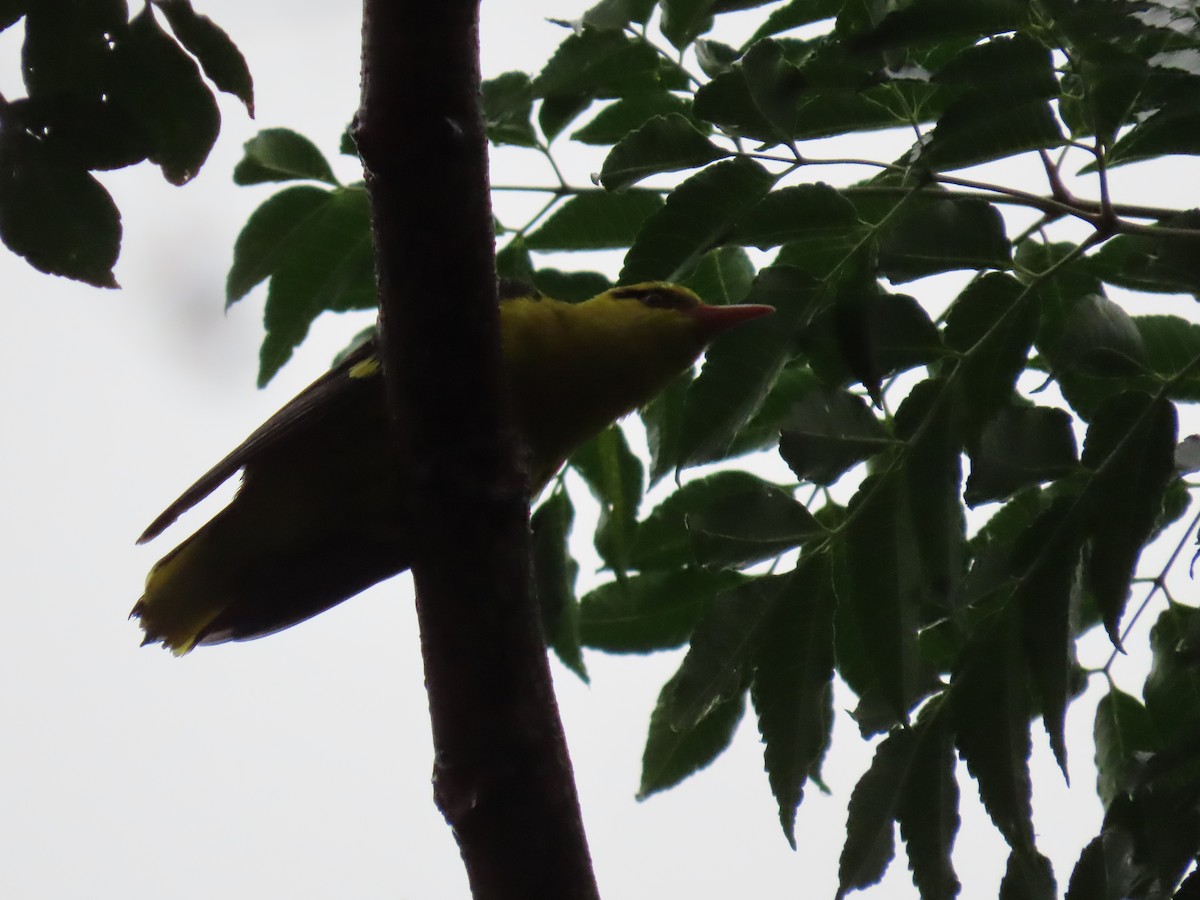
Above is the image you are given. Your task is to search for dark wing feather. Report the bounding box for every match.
[137,338,381,544]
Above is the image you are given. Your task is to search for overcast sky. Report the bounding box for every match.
[3,3,1197,898]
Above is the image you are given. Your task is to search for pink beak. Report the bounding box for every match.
[687,303,775,338]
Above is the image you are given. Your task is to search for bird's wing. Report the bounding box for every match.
[137,338,381,544]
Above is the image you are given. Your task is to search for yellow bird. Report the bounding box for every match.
[133,281,773,653]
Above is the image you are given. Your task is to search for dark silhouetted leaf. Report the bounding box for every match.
[1081,392,1177,645]
[532,491,586,680]
[481,71,537,147]
[0,131,120,286]
[233,128,337,185]
[573,92,695,145]
[999,848,1056,900]
[752,556,836,847]
[621,156,776,283]
[110,7,220,185]
[1094,688,1154,809]
[525,190,663,250]
[834,472,934,727]
[639,676,746,798]
[943,273,1038,435]
[951,612,1036,850]
[916,98,1064,171]
[965,405,1078,506]
[534,29,686,99]
[878,196,1010,282]
[779,387,892,485]
[580,569,746,652]
[571,425,645,575]
[256,187,374,385]
[155,0,254,114]
[678,266,817,465]
[599,113,728,191]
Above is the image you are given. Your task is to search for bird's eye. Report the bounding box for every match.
[641,291,672,309]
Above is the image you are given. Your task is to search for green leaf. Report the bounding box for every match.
[495,236,536,285]
[0,131,120,286]
[916,98,1064,172]
[732,183,865,278]
[524,190,663,251]
[641,371,692,486]
[639,676,746,798]
[745,0,844,44]
[1094,688,1155,809]
[531,492,586,680]
[1059,44,1154,145]
[942,273,1039,435]
[778,387,892,485]
[1064,830,1139,900]
[951,611,1037,851]
[1144,605,1200,749]
[572,93,696,145]
[999,848,1056,900]
[539,93,594,142]
[1136,315,1200,404]
[738,39,809,139]
[932,34,1059,101]
[877,196,1011,282]
[599,114,728,191]
[629,470,783,571]
[621,157,776,283]
[965,405,1079,506]
[679,245,757,306]
[663,576,787,732]
[687,479,823,569]
[1041,292,1149,379]
[21,0,127,99]
[226,185,339,303]
[677,266,818,466]
[154,0,254,115]
[834,472,934,727]
[531,268,612,302]
[893,378,968,617]
[714,362,820,463]
[581,0,657,30]
[580,569,747,652]
[257,187,375,385]
[1090,213,1200,298]
[481,71,538,147]
[570,425,645,574]
[803,284,944,405]
[110,6,220,185]
[233,128,337,185]
[659,0,716,49]
[752,556,836,848]
[845,0,1028,52]
[838,704,961,900]
[1010,498,1085,776]
[695,39,740,78]
[1105,94,1200,169]
[837,730,903,896]
[1081,392,1177,645]
[534,29,686,99]
[898,705,961,900]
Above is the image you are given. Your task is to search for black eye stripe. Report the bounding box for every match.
[610,285,697,311]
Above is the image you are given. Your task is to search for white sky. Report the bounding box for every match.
[2,2,1198,898]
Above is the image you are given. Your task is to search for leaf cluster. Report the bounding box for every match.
[0,0,252,285]
[198,0,1200,896]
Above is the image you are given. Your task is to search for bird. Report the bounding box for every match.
[132,281,774,653]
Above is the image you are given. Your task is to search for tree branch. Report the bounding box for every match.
[355,2,599,897]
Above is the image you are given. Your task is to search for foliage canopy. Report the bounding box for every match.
[8,0,1200,897]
